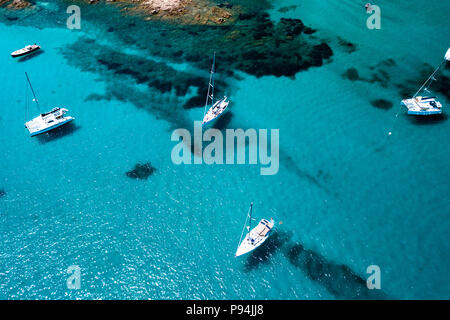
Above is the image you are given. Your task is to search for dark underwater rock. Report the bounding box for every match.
[310,43,333,66]
[370,99,393,110]
[278,5,297,13]
[238,13,253,20]
[126,162,156,180]
[303,27,316,34]
[184,94,205,109]
[433,74,450,99]
[337,37,357,53]
[217,2,232,9]
[0,190,5,198]
[280,18,305,37]
[343,67,360,81]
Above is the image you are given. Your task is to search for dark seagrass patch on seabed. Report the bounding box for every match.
[336,37,357,53]
[126,162,156,180]
[342,67,360,81]
[72,1,335,78]
[50,0,338,132]
[370,99,393,110]
[341,59,396,87]
[397,63,450,100]
[285,243,389,299]
[278,5,298,13]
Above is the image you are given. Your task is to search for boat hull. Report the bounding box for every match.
[202,98,230,126]
[235,218,275,257]
[11,46,41,58]
[235,233,270,257]
[407,109,442,116]
[202,107,228,126]
[28,117,74,136]
[401,98,443,116]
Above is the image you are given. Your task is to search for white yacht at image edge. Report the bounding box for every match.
[24,72,74,137]
[401,47,450,115]
[202,52,229,126]
[235,203,275,257]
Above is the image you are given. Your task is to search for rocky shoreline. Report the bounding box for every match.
[4,0,334,81]
[1,0,237,25]
[84,0,237,25]
[0,0,32,9]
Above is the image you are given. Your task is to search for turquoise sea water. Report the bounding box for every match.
[0,0,449,299]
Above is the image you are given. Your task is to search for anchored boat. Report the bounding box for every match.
[202,52,229,126]
[11,44,40,58]
[235,203,274,257]
[401,47,450,115]
[24,72,74,137]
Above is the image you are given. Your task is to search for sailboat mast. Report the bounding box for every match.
[248,202,253,231]
[203,53,216,119]
[25,72,39,110]
[235,202,254,256]
[413,59,446,98]
[211,52,215,104]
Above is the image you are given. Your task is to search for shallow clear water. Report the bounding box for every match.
[0,0,449,299]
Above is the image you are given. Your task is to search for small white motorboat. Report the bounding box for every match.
[235,203,275,257]
[401,47,450,116]
[202,52,230,126]
[11,44,41,58]
[24,72,74,137]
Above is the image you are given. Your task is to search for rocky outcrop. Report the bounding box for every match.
[0,0,32,9]
[126,162,156,179]
[116,0,236,25]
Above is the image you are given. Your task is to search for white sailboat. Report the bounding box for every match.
[202,52,229,126]
[24,72,75,137]
[401,47,450,115]
[235,203,274,257]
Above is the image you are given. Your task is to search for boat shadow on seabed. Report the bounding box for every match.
[17,50,45,63]
[242,229,390,299]
[406,112,448,125]
[36,122,80,144]
[210,111,233,131]
[285,243,389,299]
[243,230,293,272]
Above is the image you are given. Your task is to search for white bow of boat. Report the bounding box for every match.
[235,203,275,257]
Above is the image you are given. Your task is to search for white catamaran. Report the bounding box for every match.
[202,53,229,126]
[24,72,75,137]
[401,47,450,116]
[235,203,275,257]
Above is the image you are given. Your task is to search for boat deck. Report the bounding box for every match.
[401,97,442,115]
[11,44,40,58]
[202,97,229,125]
[25,108,74,136]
